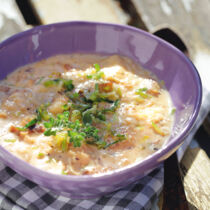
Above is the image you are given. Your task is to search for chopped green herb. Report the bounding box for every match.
[23,118,37,129]
[87,64,104,80]
[44,128,56,136]
[94,63,100,72]
[62,103,71,111]
[136,88,150,99]
[62,79,74,91]
[171,108,176,115]
[68,130,85,147]
[17,118,38,131]
[103,99,120,113]
[36,104,51,121]
[103,134,126,149]
[43,78,74,91]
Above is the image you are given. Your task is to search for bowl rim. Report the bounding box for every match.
[0,21,202,182]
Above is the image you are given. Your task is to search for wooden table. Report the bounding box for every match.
[3,0,210,209]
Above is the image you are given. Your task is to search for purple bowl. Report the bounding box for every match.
[0,21,202,198]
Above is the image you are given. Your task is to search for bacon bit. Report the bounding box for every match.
[9,125,20,135]
[0,86,10,92]
[99,82,113,92]
[0,112,7,118]
[147,89,160,97]
[28,125,45,134]
[64,64,71,71]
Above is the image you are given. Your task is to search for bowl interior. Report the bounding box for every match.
[0,22,201,149]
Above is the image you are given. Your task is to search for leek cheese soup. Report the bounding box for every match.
[0,54,174,175]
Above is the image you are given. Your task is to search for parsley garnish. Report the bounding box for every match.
[15,67,126,150]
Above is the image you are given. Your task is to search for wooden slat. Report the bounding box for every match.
[180,147,210,210]
[130,1,210,209]
[30,0,129,25]
[131,0,210,58]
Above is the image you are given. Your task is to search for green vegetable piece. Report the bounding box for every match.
[63,79,74,91]
[43,117,54,128]
[87,64,104,80]
[62,103,71,111]
[36,104,50,121]
[171,108,176,115]
[136,88,149,99]
[71,110,81,122]
[44,128,56,136]
[103,134,126,149]
[23,118,37,129]
[151,121,165,136]
[43,79,60,87]
[94,63,100,72]
[86,75,93,79]
[103,99,120,113]
[68,130,85,147]
[37,153,45,158]
[4,139,16,143]
[61,170,68,175]
[82,109,93,124]
[61,139,68,152]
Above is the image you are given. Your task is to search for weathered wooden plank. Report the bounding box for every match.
[30,0,130,25]
[180,147,210,210]
[0,0,27,42]
[131,0,210,58]
[130,1,210,209]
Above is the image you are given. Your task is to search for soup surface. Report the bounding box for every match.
[0,54,174,175]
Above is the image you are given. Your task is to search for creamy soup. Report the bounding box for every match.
[0,54,174,175]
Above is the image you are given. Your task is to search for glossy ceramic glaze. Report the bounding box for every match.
[0,21,202,198]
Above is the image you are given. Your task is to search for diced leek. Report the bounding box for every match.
[61,169,68,175]
[71,110,81,122]
[4,139,16,143]
[171,108,176,115]
[37,153,45,159]
[116,87,122,98]
[136,88,150,99]
[94,63,100,72]
[142,135,149,141]
[54,132,69,151]
[61,139,68,152]
[62,103,71,111]
[151,122,165,136]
